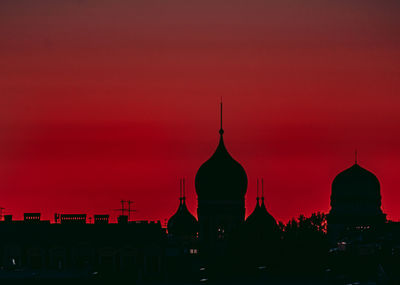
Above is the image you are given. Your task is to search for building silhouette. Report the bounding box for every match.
[167,178,198,239]
[327,160,386,242]
[2,104,400,283]
[245,178,279,240]
[0,215,164,281]
[195,102,248,247]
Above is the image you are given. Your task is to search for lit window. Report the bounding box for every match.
[217,227,225,240]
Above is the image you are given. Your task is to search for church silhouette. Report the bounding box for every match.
[0,103,399,283]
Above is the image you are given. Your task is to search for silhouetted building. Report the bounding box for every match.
[94,214,109,224]
[24,213,41,223]
[241,179,280,268]
[167,178,198,239]
[4,215,12,222]
[166,179,200,281]
[327,160,386,243]
[118,215,129,224]
[245,179,279,239]
[60,214,87,224]
[0,217,164,281]
[6,103,400,283]
[195,103,247,247]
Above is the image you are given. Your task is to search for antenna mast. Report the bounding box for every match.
[113,200,136,221]
[126,200,135,221]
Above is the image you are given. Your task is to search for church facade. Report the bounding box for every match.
[167,103,278,257]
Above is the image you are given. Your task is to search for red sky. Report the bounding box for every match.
[1,0,400,224]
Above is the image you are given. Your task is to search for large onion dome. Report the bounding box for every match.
[330,163,382,214]
[195,129,247,200]
[167,197,198,237]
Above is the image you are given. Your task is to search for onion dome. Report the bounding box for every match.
[168,179,198,237]
[246,198,278,230]
[246,180,278,232]
[330,163,382,214]
[195,103,247,200]
[246,197,261,223]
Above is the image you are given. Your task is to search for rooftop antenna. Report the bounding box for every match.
[113,200,136,221]
[219,97,224,135]
[121,200,125,216]
[355,149,358,165]
[126,200,135,221]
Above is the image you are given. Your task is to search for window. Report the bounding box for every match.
[217,227,225,240]
[189,249,198,255]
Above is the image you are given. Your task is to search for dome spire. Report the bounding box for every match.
[179,178,183,205]
[261,178,265,205]
[195,101,248,200]
[219,98,224,136]
[168,177,198,237]
[245,177,278,233]
[355,149,358,165]
[183,177,186,204]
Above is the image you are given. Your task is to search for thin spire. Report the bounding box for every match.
[261,178,265,204]
[183,177,186,203]
[256,178,260,204]
[179,178,182,205]
[219,98,224,135]
[355,149,358,165]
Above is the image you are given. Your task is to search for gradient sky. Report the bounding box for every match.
[1,0,400,224]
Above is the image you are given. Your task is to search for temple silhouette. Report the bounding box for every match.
[1,104,400,283]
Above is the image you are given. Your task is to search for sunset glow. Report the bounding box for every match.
[1,1,400,223]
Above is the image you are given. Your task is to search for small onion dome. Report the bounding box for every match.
[167,198,198,237]
[195,133,248,200]
[246,198,261,224]
[331,163,382,212]
[246,197,278,233]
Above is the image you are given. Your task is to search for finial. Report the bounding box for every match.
[261,178,264,203]
[183,177,186,202]
[219,98,224,135]
[179,178,182,204]
[355,149,358,165]
[256,178,260,203]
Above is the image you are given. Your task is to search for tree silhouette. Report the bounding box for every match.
[280,212,328,274]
